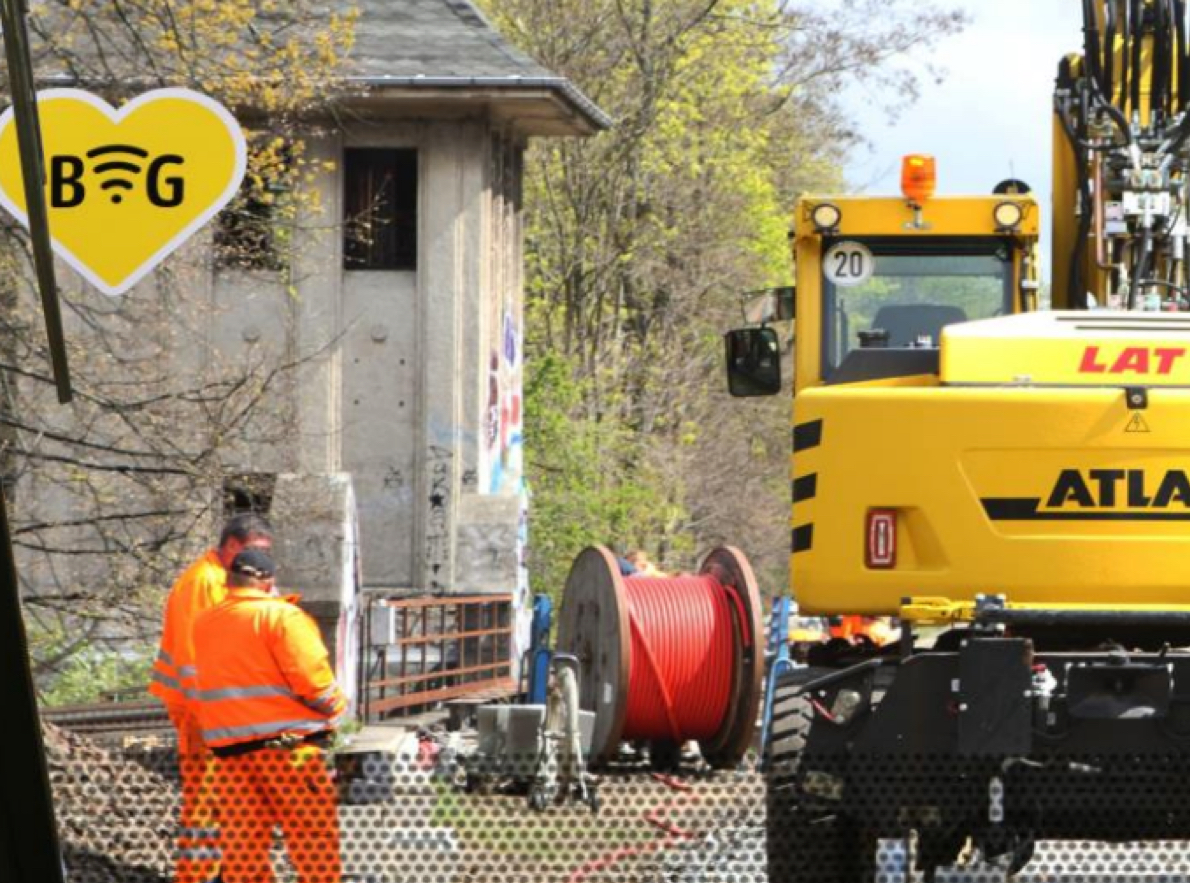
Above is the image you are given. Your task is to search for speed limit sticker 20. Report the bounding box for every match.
[824,241,874,287]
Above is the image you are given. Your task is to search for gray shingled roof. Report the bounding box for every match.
[348,0,609,131]
[351,0,554,79]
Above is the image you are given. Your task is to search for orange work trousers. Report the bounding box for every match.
[170,709,222,883]
[213,744,341,883]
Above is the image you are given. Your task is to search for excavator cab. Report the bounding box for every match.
[726,162,1042,657]
[726,160,1041,399]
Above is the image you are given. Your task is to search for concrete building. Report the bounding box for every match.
[208,0,607,686]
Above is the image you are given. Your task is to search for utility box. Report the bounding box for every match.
[472,704,596,779]
[476,704,545,777]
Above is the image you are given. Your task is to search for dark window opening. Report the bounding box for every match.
[222,473,276,517]
[214,147,292,271]
[215,197,285,271]
[344,148,418,270]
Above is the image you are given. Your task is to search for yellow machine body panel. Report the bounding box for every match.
[786,192,1190,622]
[795,196,1041,239]
[791,378,1190,618]
[942,311,1190,386]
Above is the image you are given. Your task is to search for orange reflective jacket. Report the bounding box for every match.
[192,588,347,749]
[150,550,227,712]
[829,615,898,647]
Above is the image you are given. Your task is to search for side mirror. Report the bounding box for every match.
[724,327,781,397]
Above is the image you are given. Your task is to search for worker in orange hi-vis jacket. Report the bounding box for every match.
[149,513,274,883]
[192,549,348,883]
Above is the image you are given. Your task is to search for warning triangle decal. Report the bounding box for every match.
[1125,413,1151,433]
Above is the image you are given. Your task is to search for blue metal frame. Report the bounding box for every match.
[759,596,799,764]
[526,594,554,705]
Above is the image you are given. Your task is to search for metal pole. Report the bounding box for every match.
[0,0,71,403]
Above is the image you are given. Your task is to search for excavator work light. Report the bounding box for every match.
[811,202,842,232]
[900,154,936,205]
[994,201,1024,230]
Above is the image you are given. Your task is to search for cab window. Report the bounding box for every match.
[821,238,1012,375]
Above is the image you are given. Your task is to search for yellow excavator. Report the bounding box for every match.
[726,2,1190,880]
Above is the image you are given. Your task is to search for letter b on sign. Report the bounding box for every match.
[50,155,85,208]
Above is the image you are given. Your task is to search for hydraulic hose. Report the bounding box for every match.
[1176,0,1188,113]
[1084,0,1106,95]
[1058,85,1095,306]
[1120,0,1133,111]
[1129,229,1154,308]
[1132,0,1145,119]
[1105,0,1117,104]
[1076,2,1132,149]
[1155,0,1170,122]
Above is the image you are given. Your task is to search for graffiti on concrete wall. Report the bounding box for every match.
[514,491,531,660]
[483,310,523,496]
[426,445,452,591]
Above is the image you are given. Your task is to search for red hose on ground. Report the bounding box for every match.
[565,778,700,883]
[621,575,743,742]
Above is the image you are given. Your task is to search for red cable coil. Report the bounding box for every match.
[621,575,743,742]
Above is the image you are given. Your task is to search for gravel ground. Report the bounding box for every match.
[443,764,765,883]
[44,724,177,883]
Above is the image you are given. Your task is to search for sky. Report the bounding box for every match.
[842,1,1085,279]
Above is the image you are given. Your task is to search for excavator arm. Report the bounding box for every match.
[1054,0,1190,309]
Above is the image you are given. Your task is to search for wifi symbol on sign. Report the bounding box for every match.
[49,145,187,209]
[88,144,148,204]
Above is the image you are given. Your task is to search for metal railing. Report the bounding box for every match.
[362,593,515,720]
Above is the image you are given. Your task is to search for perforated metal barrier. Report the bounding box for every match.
[45,720,1190,883]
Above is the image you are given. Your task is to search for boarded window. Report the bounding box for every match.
[344,148,418,270]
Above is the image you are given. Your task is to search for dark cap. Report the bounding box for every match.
[229,549,276,580]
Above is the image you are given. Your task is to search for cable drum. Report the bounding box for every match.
[555,546,764,768]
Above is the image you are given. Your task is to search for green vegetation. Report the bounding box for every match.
[35,628,152,706]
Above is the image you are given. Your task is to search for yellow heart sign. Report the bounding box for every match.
[0,88,247,296]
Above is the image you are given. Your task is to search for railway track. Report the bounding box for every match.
[41,700,172,737]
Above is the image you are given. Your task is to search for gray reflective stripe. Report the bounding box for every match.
[156,649,176,669]
[193,684,293,703]
[302,688,341,715]
[152,670,182,692]
[307,698,339,715]
[176,847,221,861]
[178,826,220,840]
[178,665,198,679]
[313,684,340,703]
[203,718,328,743]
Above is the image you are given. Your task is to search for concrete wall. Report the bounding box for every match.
[205,116,532,653]
[269,473,362,711]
